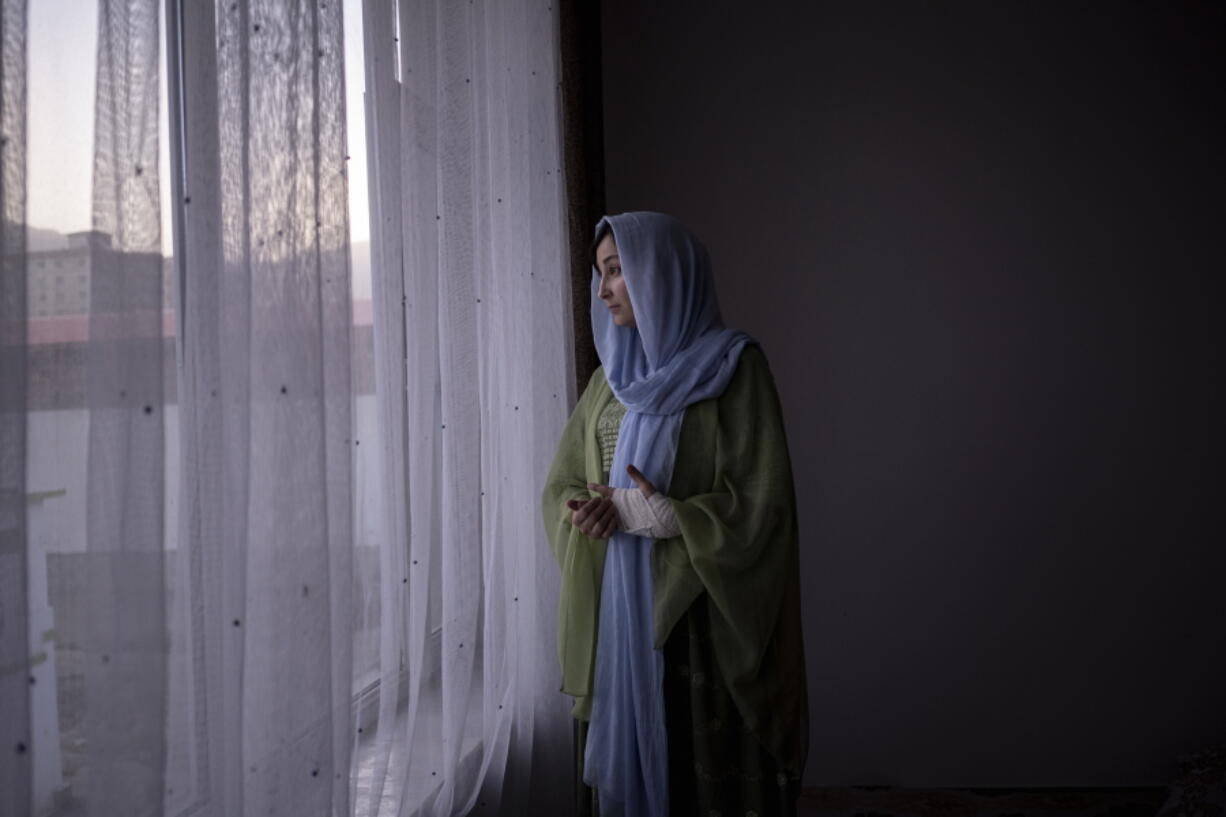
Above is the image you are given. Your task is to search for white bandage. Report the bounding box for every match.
[611,488,681,540]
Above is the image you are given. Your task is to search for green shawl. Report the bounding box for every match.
[541,344,809,775]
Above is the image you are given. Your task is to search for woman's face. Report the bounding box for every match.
[595,232,636,328]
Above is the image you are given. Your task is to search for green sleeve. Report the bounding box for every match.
[657,345,809,773]
[541,367,609,718]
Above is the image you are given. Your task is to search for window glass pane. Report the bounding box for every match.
[344,0,379,695]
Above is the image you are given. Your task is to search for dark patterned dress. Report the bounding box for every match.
[575,398,801,817]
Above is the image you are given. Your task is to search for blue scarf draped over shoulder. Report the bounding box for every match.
[583,212,753,817]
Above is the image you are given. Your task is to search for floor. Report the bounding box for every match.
[795,786,1170,817]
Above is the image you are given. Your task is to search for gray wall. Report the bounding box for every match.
[600,1,1224,786]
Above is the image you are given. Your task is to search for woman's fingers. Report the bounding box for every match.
[568,492,626,539]
[573,497,618,539]
[595,498,618,537]
[571,495,601,528]
[626,464,656,497]
[573,497,601,534]
[586,481,614,498]
[586,499,612,538]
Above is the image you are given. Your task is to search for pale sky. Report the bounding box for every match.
[29,0,372,262]
[28,1,103,244]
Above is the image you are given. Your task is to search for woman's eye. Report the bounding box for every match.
[610,267,621,276]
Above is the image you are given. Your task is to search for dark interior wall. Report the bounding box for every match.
[599,1,1224,786]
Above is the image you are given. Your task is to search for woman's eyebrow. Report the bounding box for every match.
[599,253,620,266]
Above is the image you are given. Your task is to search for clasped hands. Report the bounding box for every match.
[566,464,656,540]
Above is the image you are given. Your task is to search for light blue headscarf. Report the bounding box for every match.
[582,212,754,817]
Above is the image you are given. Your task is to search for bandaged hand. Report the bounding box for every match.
[583,464,681,540]
[609,487,680,538]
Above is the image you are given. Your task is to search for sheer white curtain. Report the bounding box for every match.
[3,0,176,813]
[81,1,167,813]
[173,1,354,815]
[0,0,29,812]
[4,0,575,813]
[5,0,357,814]
[356,0,574,814]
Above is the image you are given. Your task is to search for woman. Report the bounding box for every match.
[542,212,808,817]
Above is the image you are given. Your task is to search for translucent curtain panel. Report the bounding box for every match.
[9,1,355,813]
[0,0,28,813]
[358,1,573,814]
[10,1,172,814]
[81,4,167,813]
[174,1,354,815]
